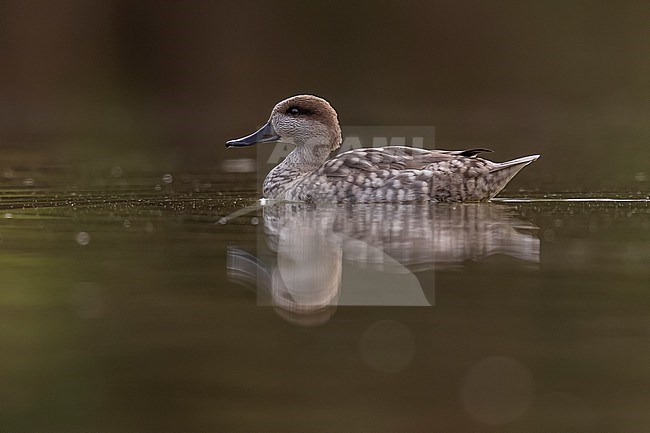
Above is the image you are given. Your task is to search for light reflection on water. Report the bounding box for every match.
[495,197,650,203]
[228,202,540,325]
[0,184,648,432]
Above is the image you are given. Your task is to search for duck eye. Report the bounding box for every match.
[287,107,301,116]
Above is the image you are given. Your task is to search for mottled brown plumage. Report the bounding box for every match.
[226,95,539,203]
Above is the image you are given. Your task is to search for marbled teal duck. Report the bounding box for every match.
[226,95,539,203]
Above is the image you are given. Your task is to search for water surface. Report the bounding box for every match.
[0,175,648,432]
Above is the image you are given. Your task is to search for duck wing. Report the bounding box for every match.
[450,148,493,158]
[301,146,532,202]
[322,146,493,175]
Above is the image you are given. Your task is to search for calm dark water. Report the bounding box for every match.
[0,171,648,432]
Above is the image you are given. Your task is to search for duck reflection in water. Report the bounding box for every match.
[228,203,539,326]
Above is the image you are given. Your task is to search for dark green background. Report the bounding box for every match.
[0,0,648,190]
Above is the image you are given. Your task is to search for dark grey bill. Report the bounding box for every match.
[226,121,280,148]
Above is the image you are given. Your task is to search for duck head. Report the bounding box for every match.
[226,95,342,152]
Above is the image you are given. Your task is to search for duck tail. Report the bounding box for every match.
[490,154,540,174]
[485,154,540,199]
[493,154,540,170]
